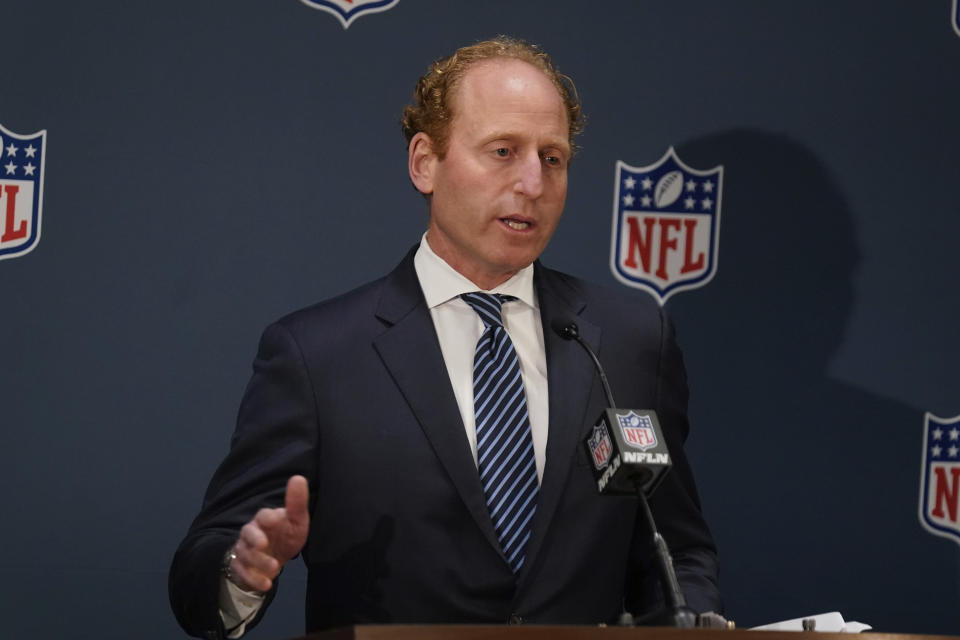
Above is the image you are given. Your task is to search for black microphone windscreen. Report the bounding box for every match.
[551,318,579,340]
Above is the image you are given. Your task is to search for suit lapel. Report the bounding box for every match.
[519,265,600,581]
[371,250,503,554]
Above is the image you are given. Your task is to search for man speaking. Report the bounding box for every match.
[170,36,721,638]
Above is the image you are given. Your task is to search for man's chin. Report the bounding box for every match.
[502,248,544,271]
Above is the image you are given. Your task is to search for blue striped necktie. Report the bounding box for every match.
[460,292,539,574]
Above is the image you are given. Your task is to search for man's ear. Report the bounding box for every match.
[408,132,437,195]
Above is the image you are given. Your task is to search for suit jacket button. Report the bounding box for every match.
[509,613,524,625]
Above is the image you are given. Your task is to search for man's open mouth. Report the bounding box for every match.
[502,218,531,230]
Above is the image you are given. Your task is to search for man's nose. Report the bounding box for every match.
[514,151,544,199]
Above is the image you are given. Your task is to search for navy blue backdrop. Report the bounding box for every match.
[1,2,958,638]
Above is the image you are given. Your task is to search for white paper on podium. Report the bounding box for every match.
[750,611,872,633]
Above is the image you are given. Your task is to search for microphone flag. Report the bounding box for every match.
[585,409,672,497]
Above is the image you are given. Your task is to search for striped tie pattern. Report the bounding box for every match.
[460,292,538,574]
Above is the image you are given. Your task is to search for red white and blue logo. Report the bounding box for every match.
[0,123,46,262]
[610,148,722,305]
[587,423,613,470]
[299,0,399,29]
[919,412,960,546]
[618,412,657,451]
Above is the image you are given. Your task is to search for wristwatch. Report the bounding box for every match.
[222,544,269,597]
[222,546,240,586]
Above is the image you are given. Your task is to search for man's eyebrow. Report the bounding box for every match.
[479,130,520,142]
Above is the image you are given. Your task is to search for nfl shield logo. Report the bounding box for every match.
[0,123,46,262]
[610,147,722,305]
[299,0,399,29]
[617,412,657,451]
[587,423,613,470]
[919,412,960,546]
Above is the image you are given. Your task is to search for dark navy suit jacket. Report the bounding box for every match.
[169,248,720,638]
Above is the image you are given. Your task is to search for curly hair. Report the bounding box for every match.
[401,36,585,157]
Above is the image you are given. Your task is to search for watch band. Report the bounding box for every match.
[222,547,240,586]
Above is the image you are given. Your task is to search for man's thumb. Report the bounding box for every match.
[285,475,310,526]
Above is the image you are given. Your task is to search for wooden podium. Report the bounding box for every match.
[293,626,959,640]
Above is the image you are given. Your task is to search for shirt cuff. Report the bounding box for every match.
[218,575,265,638]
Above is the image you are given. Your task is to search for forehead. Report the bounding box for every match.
[450,58,569,138]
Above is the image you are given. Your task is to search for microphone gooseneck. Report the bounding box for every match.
[550,319,617,408]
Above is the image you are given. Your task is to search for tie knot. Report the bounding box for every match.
[460,292,516,328]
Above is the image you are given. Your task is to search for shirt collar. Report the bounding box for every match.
[414,232,537,310]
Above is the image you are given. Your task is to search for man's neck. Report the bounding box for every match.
[423,233,520,291]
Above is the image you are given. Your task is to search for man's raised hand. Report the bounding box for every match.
[227,475,310,593]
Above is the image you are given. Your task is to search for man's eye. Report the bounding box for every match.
[495,148,510,157]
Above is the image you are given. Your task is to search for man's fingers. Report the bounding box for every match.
[229,540,281,593]
[236,544,280,577]
[253,505,287,532]
[285,475,310,526]
[230,555,274,593]
[239,519,271,550]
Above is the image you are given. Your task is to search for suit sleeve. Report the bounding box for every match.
[169,321,320,638]
[627,306,722,615]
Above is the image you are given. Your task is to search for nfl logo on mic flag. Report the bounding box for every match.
[618,412,658,451]
[587,423,614,470]
[610,148,722,305]
[0,123,46,262]
[919,413,960,546]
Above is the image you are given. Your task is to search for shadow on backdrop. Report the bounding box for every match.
[667,130,957,633]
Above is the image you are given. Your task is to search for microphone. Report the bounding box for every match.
[551,317,696,628]
[550,318,671,497]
